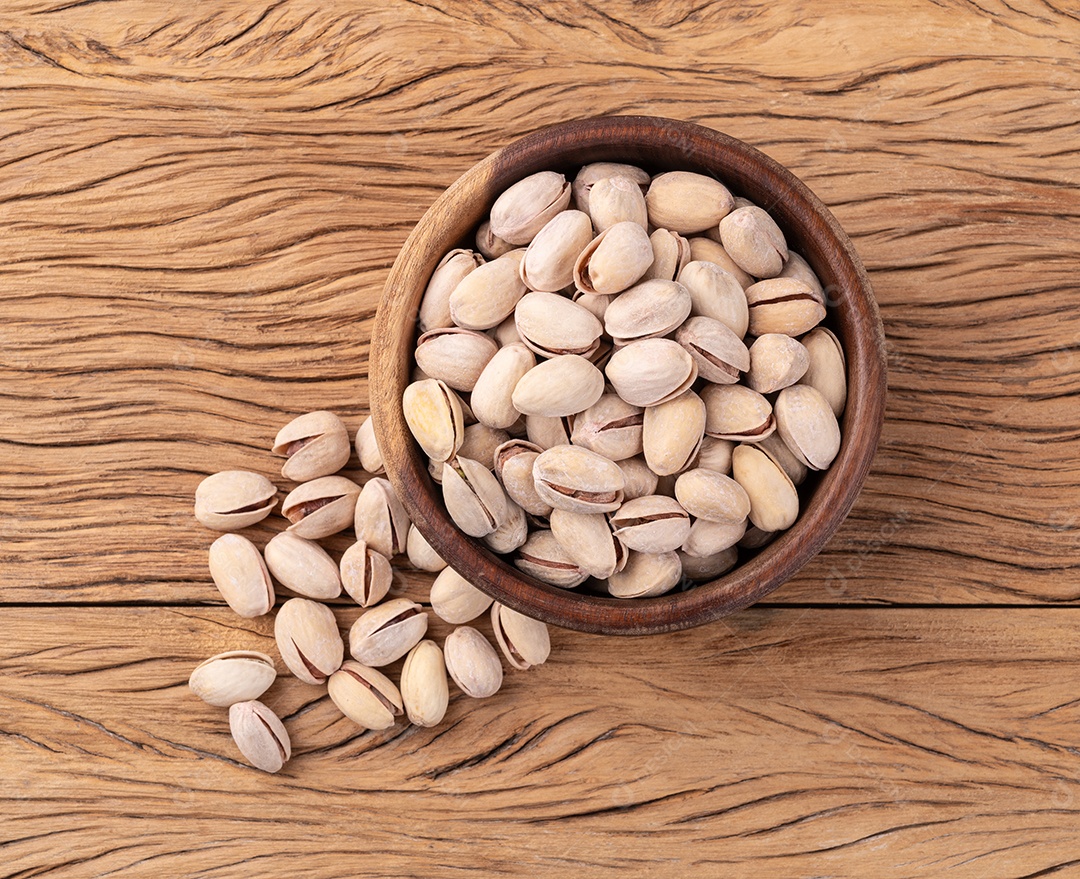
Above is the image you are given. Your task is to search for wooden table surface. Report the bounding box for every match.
[2,2,1078,876]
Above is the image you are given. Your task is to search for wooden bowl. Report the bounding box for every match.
[371,116,886,635]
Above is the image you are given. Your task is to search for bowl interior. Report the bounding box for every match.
[371,116,886,635]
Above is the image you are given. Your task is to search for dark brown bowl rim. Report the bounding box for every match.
[371,115,886,636]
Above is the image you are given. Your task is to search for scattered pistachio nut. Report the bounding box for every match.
[339,540,393,607]
[490,603,551,670]
[229,700,291,773]
[274,597,344,685]
[443,626,503,698]
[264,531,342,600]
[208,533,275,618]
[349,598,429,667]
[354,477,410,557]
[355,415,386,475]
[194,470,276,531]
[328,661,403,731]
[189,651,276,708]
[400,640,449,728]
[281,475,361,540]
[272,411,351,482]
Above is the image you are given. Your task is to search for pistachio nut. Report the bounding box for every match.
[675,316,750,384]
[688,236,754,288]
[570,394,644,462]
[355,415,385,475]
[731,443,799,532]
[229,700,290,773]
[494,439,553,516]
[349,598,429,667]
[549,508,626,579]
[610,495,692,554]
[493,314,523,347]
[400,640,449,728]
[354,477,411,557]
[406,524,446,573]
[482,499,529,553]
[588,175,648,233]
[414,327,498,392]
[457,423,511,471]
[489,171,572,245]
[420,248,485,332]
[739,524,776,550]
[430,566,495,624]
[476,220,515,260]
[514,529,588,588]
[281,475,361,540]
[800,327,847,417]
[340,540,393,607]
[525,414,573,450]
[532,445,625,514]
[571,162,649,214]
[607,550,682,599]
[681,517,747,557]
[194,470,276,531]
[644,171,734,234]
[693,436,735,475]
[189,651,276,708]
[272,411,351,482]
[642,390,705,477]
[444,626,503,698]
[520,210,594,292]
[674,468,751,525]
[208,533,274,618]
[643,228,692,282]
[573,221,654,295]
[511,354,605,418]
[515,291,603,359]
[745,279,826,337]
[718,205,788,278]
[402,378,465,463]
[603,279,692,344]
[328,661,403,731]
[702,384,776,442]
[678,546,738,581]
[448,254,528,330]
[747,334,809,394]
[759,432,808,487]
[442,456,508,537]
[491,603,551,670]
[774,384,841,471]
[617,455,660,501]
[264,531,342,600]
[605,338,697,408]
[274,598,344,685]
[678,260,749,339]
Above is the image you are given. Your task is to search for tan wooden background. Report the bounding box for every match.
[2,1,1078,876]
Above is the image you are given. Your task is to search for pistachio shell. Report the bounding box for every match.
[406,524,446,573]
[476,221,515,260]
[189,651,276,707]
[678,546,738,581]
[482,499,529,553]
[645,171,734,234]
[355,415,385,475]
[747,334,809,394]
[449,255,528,330]
[414,327,498,392]
[491,603,551,670]
[607,550,683,598]
[328,661,403,730]
[774,384,841,471]
[403,378,465,463]
[605,338,697,408]
[264,531,343,600]
[194,470,276,531]
[739,525,777,549]
[642,390,705,476]
[678,261,749,339]
[532,445,625,515]
[400,640,449,728]
[457,423,511,471]
[693,437,735,475]
[514,529,588,588]
[572,163,649,214]
[274,598,344,685]
[441,456,508,537]
[778,250,825,302]
[570,394,644,462]
[610,495,692,554]
[281,475,361,540]
[443,626,503,698]
[229,700,290,773]
[520,210,594,292]
[758,433,808,487]
[524,414,573,450]
[617,455,660,501]
[515,292,603,359]
[674,468,751,524]
[349,598,429,667]
[688,237,754,288]
[549,508,625,579]
[430,567,494,624]
[604,279,692,344]
[272,411,351,482]
[354,477,410,557]
[702,384,776,443]
[681,517,747,558]
[718,205,788,278]
[511,354,605,418]
[573,221,654,295]
[745,279,826,337]
[588,175,648,233]
[340,541,393,607]
[420,249,485,332]
[800,327,847,417]
[208,534,274,618]
[731,444,799,532]
[494,439,553,516]
[489,171,571,245]
[675,316,750,384]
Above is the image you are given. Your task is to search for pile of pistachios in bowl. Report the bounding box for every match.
[190,411,550,772]
[403,164,847,596]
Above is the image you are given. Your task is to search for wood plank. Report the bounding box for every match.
[3,605,1080,877]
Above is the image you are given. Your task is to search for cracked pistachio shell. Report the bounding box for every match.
[281,475,361,540]
[491,603,551,671]
[532,445,625,515]
[340,540,393,607]
[678,260,749,339]
[676,316,750,385]
[328,661,403,731]
[406,524,446,573]
[747,334,809,394]
[525,414,573,450]
[678,546,738,581]
[449,254,528,330]
[511,354,605,418]
[483,499,529,553]
[403,378,465,464]
[442,456,508,537]
[778,250,825,302]
[444,626,503,698]
[645,171,734,234]
[675,468,751,525]
[739,525,777,550]
[607,550,683,599]
[349,598,429,667]
[745,279,826,337]
[520,210,593,292]
[774,384,841,471]
[494,439,552,517]
[588,175,648,233]
[605,338,697,408]
[688,236,755,288]
[610,495,692,554]
[515,291,603,359]
[401,640,449,728]
[208,534,274,618]
[355,415,385,475]
[272,411,351,482]
[570,394,644,462]
[604,279,692,344]
[801,327,847,417]
[229,700,290,773]
[759,432,808,487]
[189,651,276,708]
[458,423,511,471]
[573,221,654,295]
[702,384,776,443]
[194,470,276,531]
[549,508,626,579]
[469,343,537,430]
[643,390,706,477]
[514,529,588,588]
[264,531,342,600]
[354,477,410,557]
[414,327,498,392]
[693,437,735,475]
[719,205,788,278]
[420,248,485,332]
[617,455,659,501]
[681,517,747,558]
[571,162,649,214]
[489,171,572,245]
[476,220,515,260]
[431,567,494,624]
[732,444,799,532]
[274,598,344,685]
[643,227,692,282]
